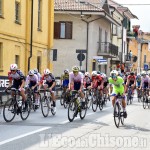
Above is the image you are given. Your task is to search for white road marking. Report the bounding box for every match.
[0,127,51,146]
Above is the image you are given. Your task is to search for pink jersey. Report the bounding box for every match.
[141,75,150,84]
[26,74,38,84]
[69,72,84,84]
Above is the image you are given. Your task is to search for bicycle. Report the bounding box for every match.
[112,93,125,128]
[142,88,150,109]
[3,88,30,122]
[68,90,87,122]
[91,88,104,112]
[40,89,56,117]
[137,87,142,102]
[60,86,68,107]
[84,88,92,109]
[26,87,40,111]
[126,86,133,105]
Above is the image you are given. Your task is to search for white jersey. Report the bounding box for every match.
[69,72,84,84]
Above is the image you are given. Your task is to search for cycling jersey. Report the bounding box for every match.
[8,70,25,89]
[69,72,83,90]
[127,75,136,82]
[34,72,41,82]
[61,73,69,87]
[92,74,103,88]
[141,75,150,88]
[83,76,91,88]
[40,74,55,89]
[108,76,124,95]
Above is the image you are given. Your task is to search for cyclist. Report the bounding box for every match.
[91,71,104,97]
[101,72,109,99]
[136,74,141,88]
[25,70,39,109]
[34,68,41,82]
[68,66,85,107]
[7,64,27,110]
[61,69,69,89]
[140,71,150,100]
[108,70,127,118]
[38,69,56,113]
[126,71,136,94]
[83,72,92,89]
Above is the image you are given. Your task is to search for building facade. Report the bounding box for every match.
[0,0,54,76]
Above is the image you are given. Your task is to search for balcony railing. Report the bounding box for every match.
[97,42,118,58]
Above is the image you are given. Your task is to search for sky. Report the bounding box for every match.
[113,0,150,32]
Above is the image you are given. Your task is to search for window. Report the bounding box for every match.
[15,55,20,68]
[105,31,108,52]
[98,27,102,51]
[53,49,57,61]
[15,1,21,23]
[37,56,41,73]
[54,22,72,39]
[0,43,3,69]
[38,0,42,30]
[0,0,3,17]
[144,55,146,63]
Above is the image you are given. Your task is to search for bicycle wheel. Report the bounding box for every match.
[3,98,16,122]
[99,98,104,111]
[68,100,76,122]
[64,93,69,109]
[92,95,98,112]
[120,110,124,125]
[20,101,30,120]
[41,97,49,117]
[60,91,64,106]
[80,102,87,120]
[143,96,147,109]
[50,99,56,116]
[114,102,121,128]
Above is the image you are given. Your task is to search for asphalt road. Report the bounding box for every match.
[0,93,150,150]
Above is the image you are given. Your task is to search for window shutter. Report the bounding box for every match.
[54,22,60,39]
[66,22,72,39]
[53,49,57,61]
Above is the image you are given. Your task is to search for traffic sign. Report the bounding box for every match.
[77,53,85,61]
[144,64,149,71]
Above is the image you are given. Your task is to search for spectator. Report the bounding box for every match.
[121,63,125,73]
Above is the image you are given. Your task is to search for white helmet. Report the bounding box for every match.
[29,70,34,76]
[64,69,69,74]
[85,72,90,77]
[92,71,97,76]
[141,71,146,76]
[10,64,18,70]
[44,69,50,75]
[110,70,118,77]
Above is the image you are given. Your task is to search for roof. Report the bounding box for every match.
[54,0,105,12]
[108,0,138,19]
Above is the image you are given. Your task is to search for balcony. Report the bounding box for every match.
[97,42,118,58]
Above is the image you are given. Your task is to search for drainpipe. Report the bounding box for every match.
[121,10,128,64]
[81,14,106,72]
[110,8,115,71]
[28,0,34,71]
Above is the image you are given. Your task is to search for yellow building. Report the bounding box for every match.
[0,0,54,76]
[129,33,150,72]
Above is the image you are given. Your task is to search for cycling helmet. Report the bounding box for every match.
[34,68,38,74]
[64,69,69,74]
[141,71,146,76]
[130,71,134,76]
[85,72,90,77]
[44,69,50,75]
[110,70,118,78]
[97,71,101,74]
[72,66,79,72]
[92,71,97,76]
[10,64,18,70]
[29,70,34,76]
